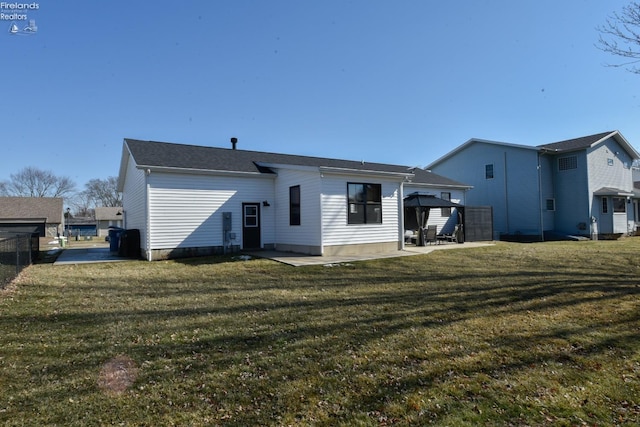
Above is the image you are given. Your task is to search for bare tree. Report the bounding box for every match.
[597,2,640,74]
[82,177,122,207]
[3,167,76,198]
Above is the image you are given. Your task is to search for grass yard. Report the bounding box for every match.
[1,240,639,426]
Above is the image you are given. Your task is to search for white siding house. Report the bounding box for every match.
[117,138,472,260]
[427,131,640,240]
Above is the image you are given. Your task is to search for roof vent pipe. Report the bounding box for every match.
[231,137,238,150]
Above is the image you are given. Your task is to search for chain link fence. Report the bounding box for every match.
[0,232,38,289]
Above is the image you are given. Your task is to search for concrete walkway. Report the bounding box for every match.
[246,241,494,267]
[53,246,131,265]
[52,241,494,266]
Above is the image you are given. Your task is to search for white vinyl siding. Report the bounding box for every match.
[121,159,147,248]
[147,173,275,250]
[320,174,400,247]
[273,168,322,248]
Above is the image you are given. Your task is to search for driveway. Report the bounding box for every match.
[53,246,131,265]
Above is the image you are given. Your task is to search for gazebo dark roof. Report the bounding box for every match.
[403,192,462,208]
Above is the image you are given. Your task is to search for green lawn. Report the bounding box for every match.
[1,240,639,426]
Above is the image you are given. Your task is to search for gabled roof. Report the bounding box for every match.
[95,207,123,221]
[0,197,63,223]
[427,138,539,169]
[538,130,640,159]
[593,187,635,197]
[428,131,640,169]
[121,138,470,189]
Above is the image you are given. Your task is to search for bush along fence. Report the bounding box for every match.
[0,232,38,289]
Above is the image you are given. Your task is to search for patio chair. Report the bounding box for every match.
[445,224,460,243]
[424,225,438,245]
[437,224,460,243]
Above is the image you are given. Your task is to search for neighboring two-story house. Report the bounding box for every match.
[427,131,640,240]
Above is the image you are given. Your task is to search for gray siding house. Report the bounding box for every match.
[117,138,471,261]
[95,207,124,237]
[427,131,640,240]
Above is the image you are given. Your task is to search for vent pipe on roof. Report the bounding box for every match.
[231,137,238,150]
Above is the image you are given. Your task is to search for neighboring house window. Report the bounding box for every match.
[602,198,608,214]
[289,185,301,226]
[613,197,626,213]
[558,156,577,171]
[440,192,451,217]
[546,199,555,211]
[485,164,494,179]
[347,183,382,224]
[607,158,614,166]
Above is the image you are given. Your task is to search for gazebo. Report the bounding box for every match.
[404,192,464,246]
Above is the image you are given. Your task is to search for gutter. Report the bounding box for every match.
[136,165,277,179]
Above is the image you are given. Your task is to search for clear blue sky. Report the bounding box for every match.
[1,1,639,190]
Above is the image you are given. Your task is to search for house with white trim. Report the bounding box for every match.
[427,131,640,240]
[117,138,472,261]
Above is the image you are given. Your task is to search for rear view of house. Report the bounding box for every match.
[117,138,471,261]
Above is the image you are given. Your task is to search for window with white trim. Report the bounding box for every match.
[485,164,494,179]
[546,199,555,211]
[613,197,626,213]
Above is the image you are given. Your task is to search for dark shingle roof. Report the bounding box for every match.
[538,131,615,152]
[0,197,63,223]
[124,139,469,188]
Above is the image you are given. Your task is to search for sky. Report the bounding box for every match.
[1,1,639,192]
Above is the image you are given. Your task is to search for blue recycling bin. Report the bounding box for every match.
[108,227,123,252]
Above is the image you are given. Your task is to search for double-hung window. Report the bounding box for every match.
[347,183,382,224]
[485,164,494,179]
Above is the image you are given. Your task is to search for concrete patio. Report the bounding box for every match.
[246,241,494,267]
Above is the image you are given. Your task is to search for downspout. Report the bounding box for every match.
[145,168,152,261]
[399,180,405,250]
[537,152,544,242]
[319,171,324,256]
[503,152,510,234]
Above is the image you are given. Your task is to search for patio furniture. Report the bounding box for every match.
[424,225,438,245]
[440,224,460,243]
